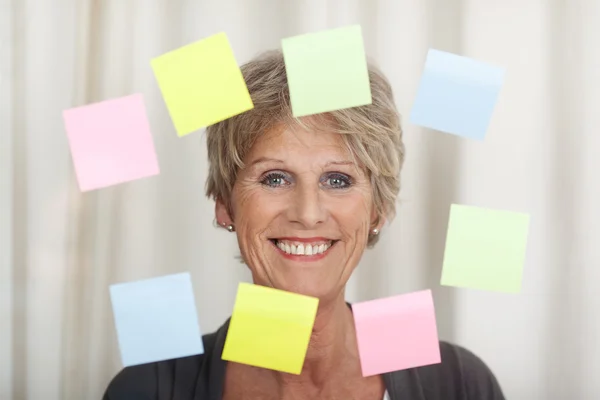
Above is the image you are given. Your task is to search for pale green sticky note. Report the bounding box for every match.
[440,204,530,293]
[151,32,254,137]
[281,25,372,117]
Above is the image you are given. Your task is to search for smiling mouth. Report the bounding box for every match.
[268,239,339,256]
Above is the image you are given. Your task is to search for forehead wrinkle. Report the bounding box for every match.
[246,124,366,176]
[249,155,358,174]
[263,119,345,149]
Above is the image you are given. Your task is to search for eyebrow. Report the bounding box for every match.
[248,157,356,168]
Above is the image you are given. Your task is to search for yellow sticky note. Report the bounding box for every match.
[151,32,254,137]
[222,283,319,374]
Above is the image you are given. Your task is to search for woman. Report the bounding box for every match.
[103,50,505,400]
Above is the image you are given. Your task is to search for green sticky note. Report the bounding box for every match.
[151,32,254,137]
[282,25,372,117]
[440,204,530,293]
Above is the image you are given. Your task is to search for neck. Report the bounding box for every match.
[276,293,358,388]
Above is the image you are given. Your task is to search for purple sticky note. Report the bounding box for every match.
[353,290,441,376]
[63,94,160,192]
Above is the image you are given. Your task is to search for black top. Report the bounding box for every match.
[103,317,505,399]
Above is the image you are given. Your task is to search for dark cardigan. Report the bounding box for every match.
[103,317,505,400]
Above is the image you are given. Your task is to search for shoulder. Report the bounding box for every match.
[103,329,222,400]
[413,341,505,399]
[102,361,159,400]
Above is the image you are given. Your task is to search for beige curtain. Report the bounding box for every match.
[1,0,599,398]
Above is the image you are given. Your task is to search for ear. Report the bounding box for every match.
[215,197,234,227]
[370,205,386,231]
[373,216,386,232]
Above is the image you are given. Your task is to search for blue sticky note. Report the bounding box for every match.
[409,49,505,140]
[109,272,204,366]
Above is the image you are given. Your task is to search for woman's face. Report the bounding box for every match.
[216,124,382,301]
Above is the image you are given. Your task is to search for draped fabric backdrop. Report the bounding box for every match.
[1,0,599,399]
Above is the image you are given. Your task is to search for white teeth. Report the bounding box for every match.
[306,244,313,255]
[274,240,334,256]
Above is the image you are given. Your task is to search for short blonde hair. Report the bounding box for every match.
[205,50,405,247]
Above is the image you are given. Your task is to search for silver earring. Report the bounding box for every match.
[371,228,379,236]
[227,224,235,232]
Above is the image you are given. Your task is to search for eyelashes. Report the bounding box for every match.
[324,173,353,189]
[261,172,289,187]
[260,171,353,189]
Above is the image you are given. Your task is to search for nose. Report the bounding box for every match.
[288,181,327,229]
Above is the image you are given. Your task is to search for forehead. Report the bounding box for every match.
[247,123,351,161]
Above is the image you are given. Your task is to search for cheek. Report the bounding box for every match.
[331,192,373,224]
[232,185,261,217]
[233,188,282,232]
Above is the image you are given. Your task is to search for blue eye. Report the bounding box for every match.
[323,173,352,189]
[260,171,352,189]
[261,172,289,187]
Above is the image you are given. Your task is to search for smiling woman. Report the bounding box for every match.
[215,121,386,301]
[206,50,403,252]
[103,50,505,400]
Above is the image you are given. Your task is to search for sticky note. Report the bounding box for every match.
[222,283,319,374]
[63,94,159,192]
[353,290,441,376]
[282,24,372,117]
[409,49,505,140]
[151,32,253,136]
[441,204,530,292]
[109,272,204,367]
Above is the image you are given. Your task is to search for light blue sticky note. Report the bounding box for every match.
[409,49,505,140]
[109,272,204,366]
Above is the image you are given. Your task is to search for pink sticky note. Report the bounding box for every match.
[353,290,441,376]
[63,94,160,192]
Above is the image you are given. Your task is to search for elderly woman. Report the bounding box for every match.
[104,50,505,400]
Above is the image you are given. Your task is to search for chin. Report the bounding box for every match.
[274,278,342,303]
